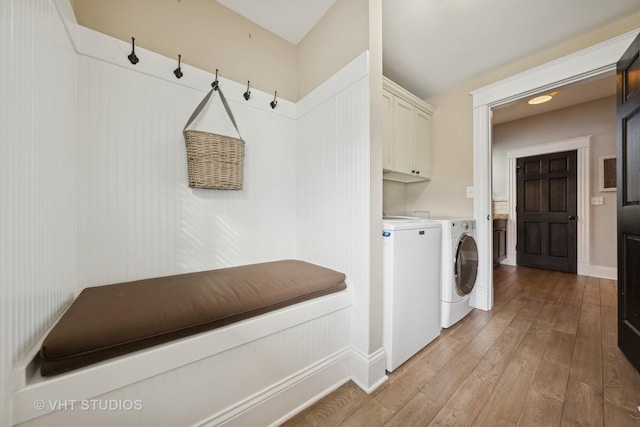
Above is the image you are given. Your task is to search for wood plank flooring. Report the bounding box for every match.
[282,266,640,426]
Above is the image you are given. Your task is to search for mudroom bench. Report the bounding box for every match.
[12,260,352,426]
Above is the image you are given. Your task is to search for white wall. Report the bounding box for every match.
[76,54,298,287]
[4,1,383,423]
[77,44,383,390]
[382,180,408,216]
[1,0,79,424]
[492,96,617,269]
[296,58,385,386]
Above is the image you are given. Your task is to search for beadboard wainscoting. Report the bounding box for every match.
[76,53,298,288]
[296,54,386,391]
[14,300,352,427]
[1,0,79,425]
[6,1,383,425]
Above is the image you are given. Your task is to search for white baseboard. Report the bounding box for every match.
[589,265,617,280]
[498,257,616,281]
[502,255,516,266]
[349,347,388,394]
[202,346,390,426]
[470,286,490,311]
[578,261,591,276]
[199,348,352,427]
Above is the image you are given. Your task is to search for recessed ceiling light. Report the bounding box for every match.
[528,95,552,104]
[527,91,559,105]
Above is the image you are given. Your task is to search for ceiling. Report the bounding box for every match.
[217,0,637,120]
[381,0,639,99]
[491,71,616,125]
[215,0,336,44]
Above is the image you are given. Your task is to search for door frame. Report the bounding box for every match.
[506,137,590,273]
[469,29,639,312]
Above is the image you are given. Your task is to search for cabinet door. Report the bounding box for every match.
[498,229,507,260]
[382,90,394,171]
[392,97,415,175]
[493,229,500,266]
[412,109,431,179]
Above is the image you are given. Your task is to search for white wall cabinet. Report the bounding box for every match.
[382,77,434,183]
[382,89,394,171]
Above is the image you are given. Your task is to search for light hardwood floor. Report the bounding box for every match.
[282,266,640,426]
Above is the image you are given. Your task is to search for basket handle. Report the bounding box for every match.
[183,85,243,141]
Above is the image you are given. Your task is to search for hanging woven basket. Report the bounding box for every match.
[183,86,245,190]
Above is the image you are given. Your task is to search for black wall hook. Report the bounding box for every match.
[211,69,219,90]
[270,91,278,109]
[243,81,251,100]
[128,37,139,65]
[173,54,183,79]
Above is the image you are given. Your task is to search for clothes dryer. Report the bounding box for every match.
[432,218,478,328]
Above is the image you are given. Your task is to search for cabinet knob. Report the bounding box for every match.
[411,170,416,174]
[416,170,420,175]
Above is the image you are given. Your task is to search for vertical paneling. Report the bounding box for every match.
[77,56,298,287]
[6,5,366,424]
[296,77,371,351]
[0,0,78,424]
[0,4,9,424]
[4,2,298,423]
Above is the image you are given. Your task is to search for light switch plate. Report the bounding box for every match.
[591,196,604,205]
[466,186,474,198]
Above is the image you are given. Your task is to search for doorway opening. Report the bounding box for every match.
[516,150,578,273]
[497,136,593,273]
[469,30,639,312]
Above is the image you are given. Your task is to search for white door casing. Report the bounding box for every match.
[469,29,640,312]
[505,137,591,274]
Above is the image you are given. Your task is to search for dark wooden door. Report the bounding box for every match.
[516,150,577,273]
[617,32,640,372]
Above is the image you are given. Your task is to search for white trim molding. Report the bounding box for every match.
[349,347,388,394]
[470,104,493,312]
[54,0,297,119]
[506,136,591,275]
[202,349,352,427]
[471,29,639,311]
[471,30,640,109]
[590,265,618,280]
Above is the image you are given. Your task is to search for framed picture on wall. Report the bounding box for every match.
[599,155,616,192]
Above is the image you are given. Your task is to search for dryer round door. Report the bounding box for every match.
[454,234,478,296]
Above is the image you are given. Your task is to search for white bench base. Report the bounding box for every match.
[13,290,351,426]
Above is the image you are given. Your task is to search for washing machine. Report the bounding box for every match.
[432,218,478,328]
[382,216,442,371]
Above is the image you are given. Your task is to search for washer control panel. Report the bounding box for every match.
[450,220,475,236]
